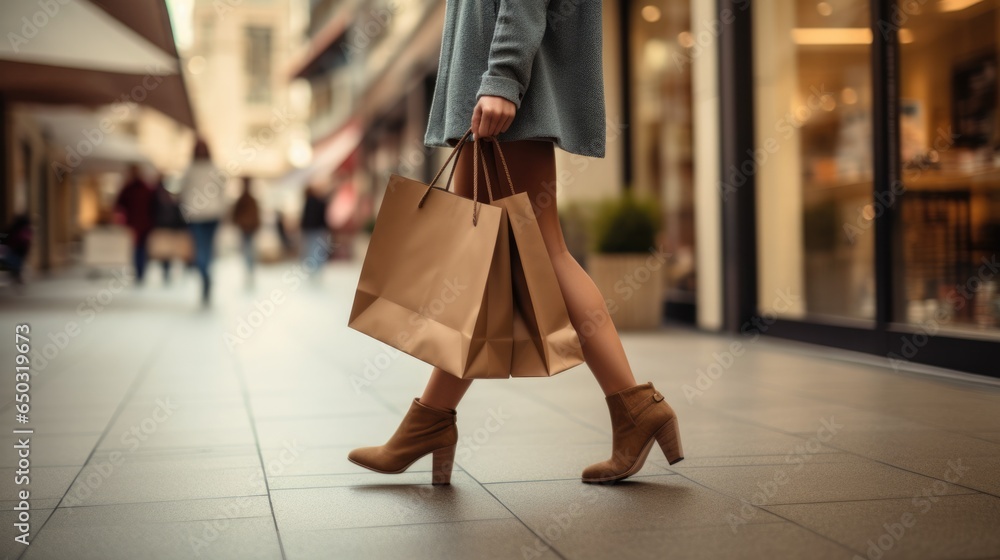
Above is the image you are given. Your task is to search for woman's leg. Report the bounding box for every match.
[191,221,218,303]
[418,141,485,410]
[419,139,638,410]
[189,224,208,283]
[491,140,637,395]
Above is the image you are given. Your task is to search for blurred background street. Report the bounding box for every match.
[3,0,1000,558]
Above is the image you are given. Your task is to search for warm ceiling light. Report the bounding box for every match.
[677,31,695,48]
[817,1,833,16]
[792,28,873,45]
[899,29,915,43]
[938,0,982,12]
[841,87,858,105]
[187,55,207,75]
[641,5,662,22]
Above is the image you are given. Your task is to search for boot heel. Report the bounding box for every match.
[431,445,456,485]
[654,418,684,465]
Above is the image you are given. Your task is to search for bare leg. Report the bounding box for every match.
[420,140,638,408]
[486,140,637,395]
[420,369,472,410]
[419,141,483,410]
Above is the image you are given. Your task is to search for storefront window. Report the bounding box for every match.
[629,0,697,314]
[897,0,1000,335]
[754,0,875,322]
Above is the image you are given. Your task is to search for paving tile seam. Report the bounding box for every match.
[950,434,1000,446]
[479,473,680,486]
[267,481,466,491]
[87,445,262,457]
[459,465,572,560]
[486,382,611,437]
[697,396,921,431]
[758,490,987,508]
[749,362,999,400]
[0,343,128,414]
[664,468,867,558]
[665,462,859,470]
[761,489,989,507]
[604,519,791,535]
[263,469,672,490]
[265,470,436,479]
[280,515,518,535]
[250,413,393,421]
[694,404,1000,498]
[746,502,869,557]
[122,514,276,527]
[731,376,1000,435]
[18,319,180,560]
[0,431,106,438]
[231,355,289,560]
[666,452,858,461]
[755,338,1000,391]
[49,494,271,511]
[268,471,460,484]
[267,466,441,476]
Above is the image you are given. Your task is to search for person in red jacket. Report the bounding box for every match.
[114,164,155,284]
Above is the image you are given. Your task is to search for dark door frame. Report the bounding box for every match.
[716,0,1000,378]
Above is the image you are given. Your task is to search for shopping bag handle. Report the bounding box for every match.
[486,139,517,198]
[419,128,507,226]
[461,138,502,226]
[426,127,474,192]
[418,128,474,219]
[417,128,518,226]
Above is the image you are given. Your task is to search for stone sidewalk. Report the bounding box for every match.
[1,257,999,559]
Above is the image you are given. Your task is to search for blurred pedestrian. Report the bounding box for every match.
[0,214,32,285]
[275,209,291,257]
[178,139,228,306]
[114,164,154,284]
[299,185,329,279]
[232,176,261,289]
[149,173,186,284]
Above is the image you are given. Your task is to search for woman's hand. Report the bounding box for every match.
[472,95,516,139]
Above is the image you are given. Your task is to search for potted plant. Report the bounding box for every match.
[586,192,664,330]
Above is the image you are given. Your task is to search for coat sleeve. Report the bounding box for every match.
[476,0,550,108]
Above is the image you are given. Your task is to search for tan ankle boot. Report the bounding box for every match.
[582,382,683,483]
[348,398,458,485]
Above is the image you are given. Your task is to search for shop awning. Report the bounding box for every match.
[353,0,445,124]
[287,8,352,79]
[271,119,363,190]
[0,0,196,129]
[31,108,151,172]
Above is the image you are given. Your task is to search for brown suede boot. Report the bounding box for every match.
[582,382,683,483]
[348,398,458,485]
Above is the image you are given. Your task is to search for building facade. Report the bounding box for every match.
[185,0,310,180]
[289,0,999,377]
[1,0,195,274]
[714,0,1000,376]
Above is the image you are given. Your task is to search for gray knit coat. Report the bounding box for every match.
[423,0,606,158]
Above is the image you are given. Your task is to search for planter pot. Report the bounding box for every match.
[587,252,665,330]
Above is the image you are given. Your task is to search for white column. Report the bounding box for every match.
[692,0,723,330]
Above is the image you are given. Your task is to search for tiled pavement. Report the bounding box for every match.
[2,256,1000,560]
